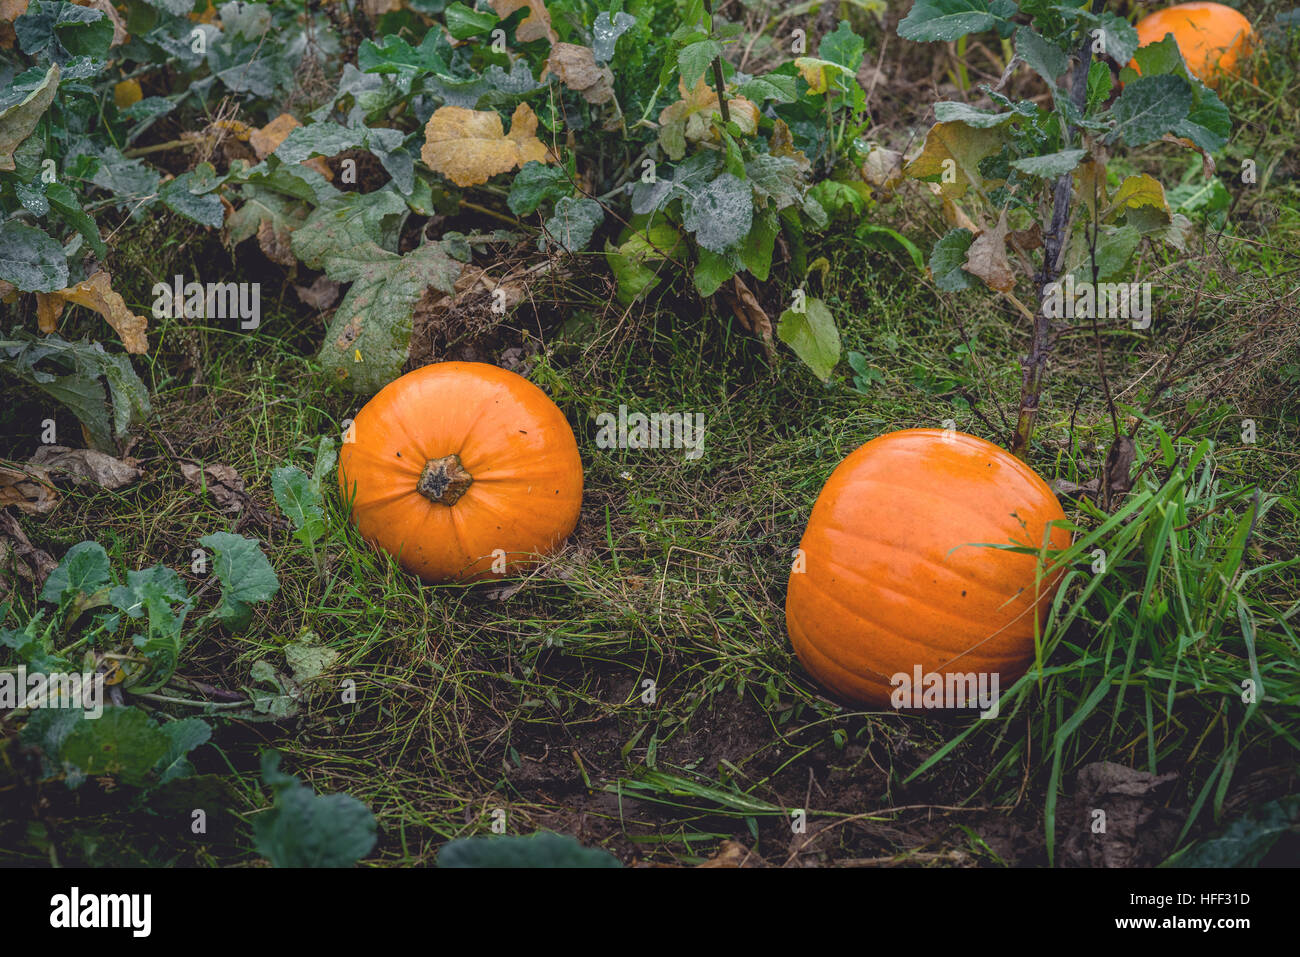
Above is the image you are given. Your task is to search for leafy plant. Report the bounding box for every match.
[252,751,377,868]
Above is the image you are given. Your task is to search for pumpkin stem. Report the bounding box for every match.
[418,454,473,506]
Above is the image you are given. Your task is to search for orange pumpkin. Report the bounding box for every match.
[785,429,1071,709]
[338,362,583,583]
[1130,3,1253,87]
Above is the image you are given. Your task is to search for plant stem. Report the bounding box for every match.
[1010,35,1093,460]
[702,0,731,123]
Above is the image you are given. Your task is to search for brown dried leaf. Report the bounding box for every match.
[180,462,248,513]
[1010,222,1043,252]
[697,840,766,868]
[544,43,615,104]
[34,270,148,354]
[861,145,904,192]
[490,0,557,43]
[29,445,141,490]
[256,217,296,267]
[1103,434,1136,498]
[294,274,341,310]
[0,464,57,514]
[420,103,552,188]
[720,275,776,361]
[1161,132,1215,179]
[0,511,56,596]
[769,119,811,175]
[963,209,1016,293]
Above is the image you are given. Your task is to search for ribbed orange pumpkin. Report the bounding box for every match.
[1130,3,1253,87]
[338,362,583,583]
[785,429,1071,709]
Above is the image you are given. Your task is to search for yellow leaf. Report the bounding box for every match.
[249,112,300,159]
[794,58,830,94]
[420,103,552,188]
[36,271,149,354]
[490,0,557,44]
[904,120,1007,200]
[1107,174,1168,218]
[657,78,759,160]
[113,79,142,109]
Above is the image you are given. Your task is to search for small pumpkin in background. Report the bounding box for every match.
[1130,3,1254,87]
[785,429,1071,709]
[339,362,583,583]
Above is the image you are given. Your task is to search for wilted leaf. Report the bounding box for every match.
[544,43,614,104]
[294,274,340,310]
[0,61,57,171]
[963,210,1016,292]
[420,103,552,188]
[0,464,57,513]
[284,638,339,684]
[34,270,149,354]
[905,120,1008,199]
[180,462,248,513]
[0,511,56,595]
[861,145,905,191]
[113,78,141,109]
[720,275,775,361]
[657,78,758,161]
[1106,173,1169,219]
[29,445,141,489]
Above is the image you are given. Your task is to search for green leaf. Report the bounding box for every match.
[60,706,170,788]
[359,32,451,76]
[160,169,225,229]
[929,227,975,291]
[933,101,1015,127]
[1128,34,1184,78]
[745,154,807,210]
[694,247,739,297]
[541,196,604,254]
[856,224,925,272]
[0,62,58,173]
[154,717,212,785]
[898,0,999,43]
[273,466,326,548]
[254,752,377,867]
[1086,61,1113,111]
[0,221,68,292]
[46,182,106,258]
[1086,11,1140,67]
[507,162,572,216]
[1010,148,1087,178]
[683,173,752,254]
[736,74,797,104]
[0,333,150,450]
[40,541,111,607]
[111,565,189,691]
[1172,797,1300,867]
[818,21,864,73]
[444,2,498,39]
[678,39,722,88]
[15,0,114,62]
[592,11,636,62]
[438,831,622,867]
[317,240,462,394]
[739,208,779,281]
[198,532,278,631]
[1175,86,1230,154]
[1108,75,1193,146]
[777,296,841,382]
[604,223,683,304]
[284,638,340,684]
[1015,26,1066,92]
[290,189,409,271]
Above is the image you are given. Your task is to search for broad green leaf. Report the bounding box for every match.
[273,466,325,548]
[541,196,604,253]
[1109,75,1193,146]
[694,247,739,297]
[777,296,841,382]
[744,154,807,210]
[929,227,976,291]
[1010,148,1087,178]
[736,74,798,104]
[46,182,106,258]
[439,831,621,868]
[160,169,225,228]
[284,639,340,684]
[198,532,278,630]
[818,21,864,73]
[254,752,377,867]
[155,717,212,785]
[1085,11,1140,67]
[59,706,169,788]
[15,0,114,62]
[358,32,451,76]
[317,241,462,394]
[898,0,999,43]
[290,189,408,270]
[444,1,498,39]
[0,221,67,292]
[1175,86,1230,154]
[507,162,572,216]
[933,100,1015,128]
[40,541,111,607]
[739,208,779,281]
[1015,26,1066,91]
[604,223,683,304]
[1171,797,1300,867]
[678,39,722,88]
[682,173,752,254]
